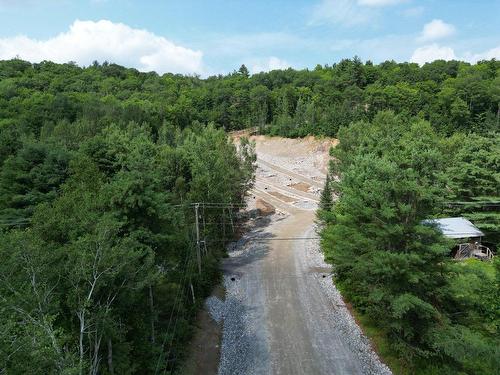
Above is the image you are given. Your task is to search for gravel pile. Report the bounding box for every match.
[217,276,252,375]
[293,200,318,210]
[210,217,274,375]
[303,226,393,375]
[309,186,322,195]
[205,296,224,324]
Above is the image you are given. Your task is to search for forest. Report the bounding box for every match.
[318,111,499,374]
[0,58,256,374]
[0,57,498,374]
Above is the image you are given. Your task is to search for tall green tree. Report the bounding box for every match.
[322,111,498,373]
[444,133,500,247]
[0,142,69,225]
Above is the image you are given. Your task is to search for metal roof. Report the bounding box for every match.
[423,217,484,239]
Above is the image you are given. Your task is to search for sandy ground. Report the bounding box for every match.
[202,135,391,375]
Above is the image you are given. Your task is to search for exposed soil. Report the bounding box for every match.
[180,286,224,375]
[249,135,337,178]
[268,191,296,203]
[290,181,311,192]
[255,198,275,216]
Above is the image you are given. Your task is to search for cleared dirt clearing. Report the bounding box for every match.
[290,181,311,192]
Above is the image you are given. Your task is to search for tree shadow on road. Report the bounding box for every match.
[222,214,276,274]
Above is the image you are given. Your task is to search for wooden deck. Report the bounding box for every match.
[455,243,494,260]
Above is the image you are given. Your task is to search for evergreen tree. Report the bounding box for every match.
[319,172,333,211]
[444,133,500,247]
[321,111,499,373]
[238,64,250,78]
[0,142,69,225]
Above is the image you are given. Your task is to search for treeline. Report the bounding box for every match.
[319,111,499,374]
[0,111,255,373]
[1,58,499,140]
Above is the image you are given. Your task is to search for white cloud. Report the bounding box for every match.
[249,57,291,74]
[417,19,456,42]
[0,19,204,74]
[465,45,500,62]
[358,0,406,7]
[411,42,500,65]
[411,44,457,65]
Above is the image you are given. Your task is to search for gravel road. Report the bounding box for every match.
[208,136,392,375]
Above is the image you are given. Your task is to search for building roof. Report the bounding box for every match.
[424,217,484,239]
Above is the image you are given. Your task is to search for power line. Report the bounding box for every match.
[207,237,321,243]
[163,248,196,374]
[445,202,500,207]
[154,231,196,375]
[318,201,500,209]
[169,202,248,208]
[155,201,240,373]
[0,219,31,227]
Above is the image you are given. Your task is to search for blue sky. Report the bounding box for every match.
[0,0,499,76]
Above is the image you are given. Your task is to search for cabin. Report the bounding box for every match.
[424,217,494,260]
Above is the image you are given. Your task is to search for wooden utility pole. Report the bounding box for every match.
[190,283,196,303]
[195,203,201,274]
[229,203,235,233]
[222,207,226,245]
[202,203,207,255]
[202,203,206,233]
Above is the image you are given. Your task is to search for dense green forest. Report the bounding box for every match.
[0,59,257,374]
[0,57,499,374]
[1,57,498,140]
[319,112,499,374]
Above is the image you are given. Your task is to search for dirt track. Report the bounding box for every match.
[213,135,390,375]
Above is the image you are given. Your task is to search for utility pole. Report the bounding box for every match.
[202,203,207,255]
[222,207,226,245]
[229,203,235,233]
[202,203,206,234]
[195,203,201,274]
[190,283,196,303]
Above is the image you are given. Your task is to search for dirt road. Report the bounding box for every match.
[211,136,391,375]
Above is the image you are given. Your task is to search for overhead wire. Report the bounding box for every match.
[163,245,196,374]
[154,226,196,374]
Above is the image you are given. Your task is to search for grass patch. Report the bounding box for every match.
[460,258,495,278]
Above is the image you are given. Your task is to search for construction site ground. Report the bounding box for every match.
[184,134,391,375]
